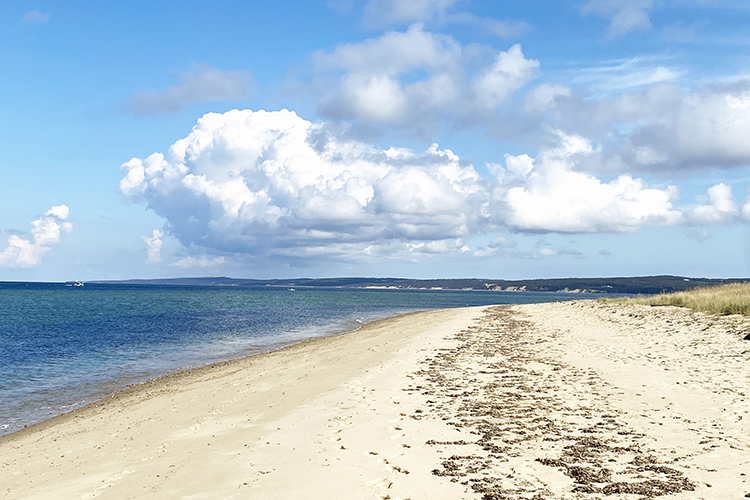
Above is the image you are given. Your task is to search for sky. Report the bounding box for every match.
[2,0,750,281]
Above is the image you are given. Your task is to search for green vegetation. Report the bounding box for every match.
[608,282,750,316]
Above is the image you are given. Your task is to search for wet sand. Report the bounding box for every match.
[1,302,748,499]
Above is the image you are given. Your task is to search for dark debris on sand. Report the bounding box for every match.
[412,306,698,499]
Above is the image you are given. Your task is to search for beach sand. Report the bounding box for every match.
[1,301,748,499]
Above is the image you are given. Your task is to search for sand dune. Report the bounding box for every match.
[1,302,748,499]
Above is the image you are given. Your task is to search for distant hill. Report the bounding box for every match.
[89,275,749,295]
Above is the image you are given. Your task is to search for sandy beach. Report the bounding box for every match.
[1,301,748,499]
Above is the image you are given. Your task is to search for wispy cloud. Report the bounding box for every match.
[663,21,703,43]
[356,0,528,39]
[22,10,50,24]
[170,255,226,268]
[581,0,653,37]
[362,0,458,28]
[125,64,255,115]
[448,13,529,39]
[568,55,684,95]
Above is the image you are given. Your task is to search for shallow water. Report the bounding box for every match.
[0,282,600,435]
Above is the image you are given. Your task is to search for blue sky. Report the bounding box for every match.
[2,0,750,281]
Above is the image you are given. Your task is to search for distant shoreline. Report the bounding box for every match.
[51,273,750,295]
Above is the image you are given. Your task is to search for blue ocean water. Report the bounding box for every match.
[0,282,599,436]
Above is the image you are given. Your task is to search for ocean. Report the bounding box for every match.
[0,282,600,436]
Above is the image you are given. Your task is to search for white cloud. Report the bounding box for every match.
[496,133,683,233]
[22,10,50,23]
[314,26,539,126]
[119,108,488,262]
[314,25,461,124]
[339,74,410,122]
[743,190,750,221]
[141,230,164,263]
[569,56,683,96]
[357,0,527,39]
[633,146,669,165]
[581,0,653,36]
[476,18,529,39]
[119,109,748,265]
[473,236,518,257]
[689,183,740,224]
[170,255,226,268]
[0,206,72,268]
[523,84,573,113]
[522,79,750,171]
[326,0,355,14]
[446,13,529,39]
[406,239,470,255]
[683,226,710,241]
[624,82,750,168]
[538,247,584,258]
[126,64,254,115]
[473,45,539,109]
[363,0,457,27]
[504,154,534,176]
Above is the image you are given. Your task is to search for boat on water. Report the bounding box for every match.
[73,281,84,287]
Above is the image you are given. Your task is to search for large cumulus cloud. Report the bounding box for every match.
[120,109,721,264]
[120,109,488,260]
[492,133,682,232]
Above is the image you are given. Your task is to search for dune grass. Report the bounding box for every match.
[606,282,750,316]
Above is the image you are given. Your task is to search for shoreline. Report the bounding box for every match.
[0,307,416,439]
[0,308,430,443]
[2,302,748,499]
[0,289,604,439]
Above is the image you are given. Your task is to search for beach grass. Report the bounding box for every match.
[605,282,750,316]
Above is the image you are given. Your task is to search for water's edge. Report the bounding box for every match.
[0,306,448,442]
[0,285,605,438]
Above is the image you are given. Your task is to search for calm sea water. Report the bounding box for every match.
[0,282,599,436]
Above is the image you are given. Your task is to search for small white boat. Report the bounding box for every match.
[73,281,84,287]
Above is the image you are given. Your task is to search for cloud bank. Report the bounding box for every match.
[119,109,733,265]
[518,80,750,172]
[0,206,72,268]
